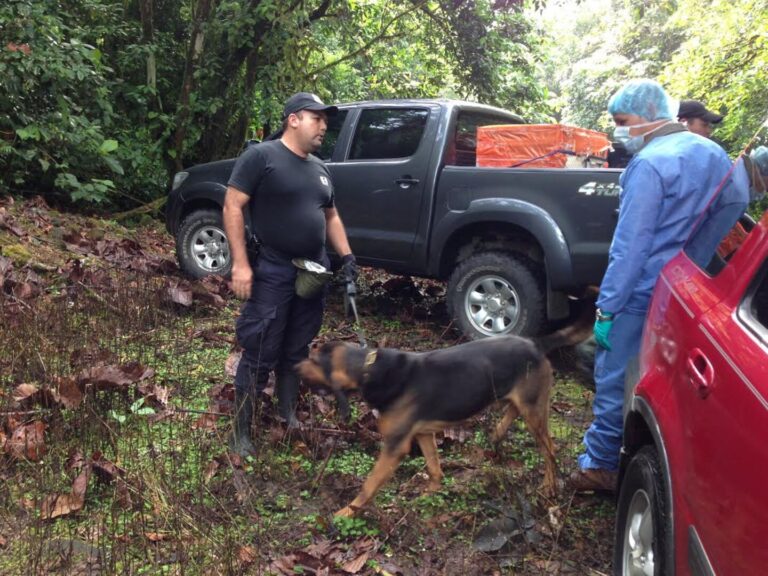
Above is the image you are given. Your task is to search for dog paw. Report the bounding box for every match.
[334,506,356,518]
[539,482,559,500]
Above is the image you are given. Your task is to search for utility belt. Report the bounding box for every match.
[251,238,331,299]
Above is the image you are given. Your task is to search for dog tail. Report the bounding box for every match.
[533,301,595,355]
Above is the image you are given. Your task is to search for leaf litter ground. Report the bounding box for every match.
[0,196,615,575]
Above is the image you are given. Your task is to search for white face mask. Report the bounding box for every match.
[614,120,669,154]
[613,126,644,154]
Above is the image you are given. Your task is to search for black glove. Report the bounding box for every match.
[341,254,358,283]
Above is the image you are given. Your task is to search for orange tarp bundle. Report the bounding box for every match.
[476,124,610,168]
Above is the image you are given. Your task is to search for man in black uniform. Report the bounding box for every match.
[223,92,357,456]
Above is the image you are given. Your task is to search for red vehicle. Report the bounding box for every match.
[614,202,768,575]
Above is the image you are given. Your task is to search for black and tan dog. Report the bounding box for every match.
[297,314,593,517]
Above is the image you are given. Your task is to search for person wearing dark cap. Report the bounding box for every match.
[677,99,724,139]
[223,92,357,454]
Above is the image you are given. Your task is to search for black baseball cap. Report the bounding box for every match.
[282,92,338,119]
[677,99,724,124]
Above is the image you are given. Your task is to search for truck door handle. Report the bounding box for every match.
[686,348,714,398]
[395,177,420,189]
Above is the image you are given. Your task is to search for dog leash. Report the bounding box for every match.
[344,280,368,348]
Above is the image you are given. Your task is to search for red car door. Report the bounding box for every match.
[661,220,768,575]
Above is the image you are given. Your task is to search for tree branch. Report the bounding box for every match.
[307,33,404,78]
[306,0,429,78]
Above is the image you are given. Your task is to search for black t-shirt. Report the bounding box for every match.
[228,140,335,260]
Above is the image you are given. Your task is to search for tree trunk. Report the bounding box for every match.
[138,0,156,90]
[171,0,216,173]
[198,0,335,162]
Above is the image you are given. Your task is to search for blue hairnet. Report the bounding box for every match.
[608,79,677,121]
[751,146,768,176]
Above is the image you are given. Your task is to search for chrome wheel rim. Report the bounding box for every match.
[191,225,230,273]
[622,489,655,576]
[464,275,520,336]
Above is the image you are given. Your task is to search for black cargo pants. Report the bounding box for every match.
[234,246,327,395]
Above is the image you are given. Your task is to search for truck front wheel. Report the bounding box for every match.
[176,209,232,279]
[447,252,545,339]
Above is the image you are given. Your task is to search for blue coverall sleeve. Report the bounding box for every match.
[685,168,749,268]
[597,159,664,314]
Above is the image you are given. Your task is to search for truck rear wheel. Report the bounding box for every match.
[447,252,545,339]
[176,209,232,279]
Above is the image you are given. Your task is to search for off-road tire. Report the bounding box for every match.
[176,209,232,279]
[447,251,545,339]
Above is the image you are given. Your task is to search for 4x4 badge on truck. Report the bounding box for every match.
[578,182,622,197]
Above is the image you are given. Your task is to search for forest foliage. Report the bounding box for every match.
[1,0,766,208]
[542,0,768,152]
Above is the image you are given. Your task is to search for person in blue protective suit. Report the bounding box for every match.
[569,79,746,493]
[688,145,766,265]
[223,92,358,457]
[739,146,768,204]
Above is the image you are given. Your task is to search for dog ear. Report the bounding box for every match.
[296,358,328,386]
[329,344,360,391]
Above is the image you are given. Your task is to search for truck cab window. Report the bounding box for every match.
[448,111,523,167]
[316,110,349,160]
[350,108,428,160]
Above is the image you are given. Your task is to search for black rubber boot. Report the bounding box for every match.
[276,369,302,429]
[229,389,257,457]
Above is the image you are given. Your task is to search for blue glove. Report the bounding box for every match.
[594,318,614,351]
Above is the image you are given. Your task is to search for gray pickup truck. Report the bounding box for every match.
[166,99,622,338]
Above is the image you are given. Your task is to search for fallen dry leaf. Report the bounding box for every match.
[225,350,241,377]
[226,453,243,469]
[113,479,133,510]
[91,451,124,484]
[342,551,370,574]
[66,450,87,472]
[305,539,333,558]
[238,545,257,564]
[190,284,225,307]
[5,420,47,460]
[191,412,218,431]
[269,554,298,575]
[203,459,220,483]
[168,282,193,307]
[56,376,84,409]
[12,383,39,404]
[78,365,133,389]
[145,532,169,542]
[137,382,170,408]
[40,467,90,519]
[78,362,154,391]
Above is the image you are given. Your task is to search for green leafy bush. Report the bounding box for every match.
[0,0,123,203]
